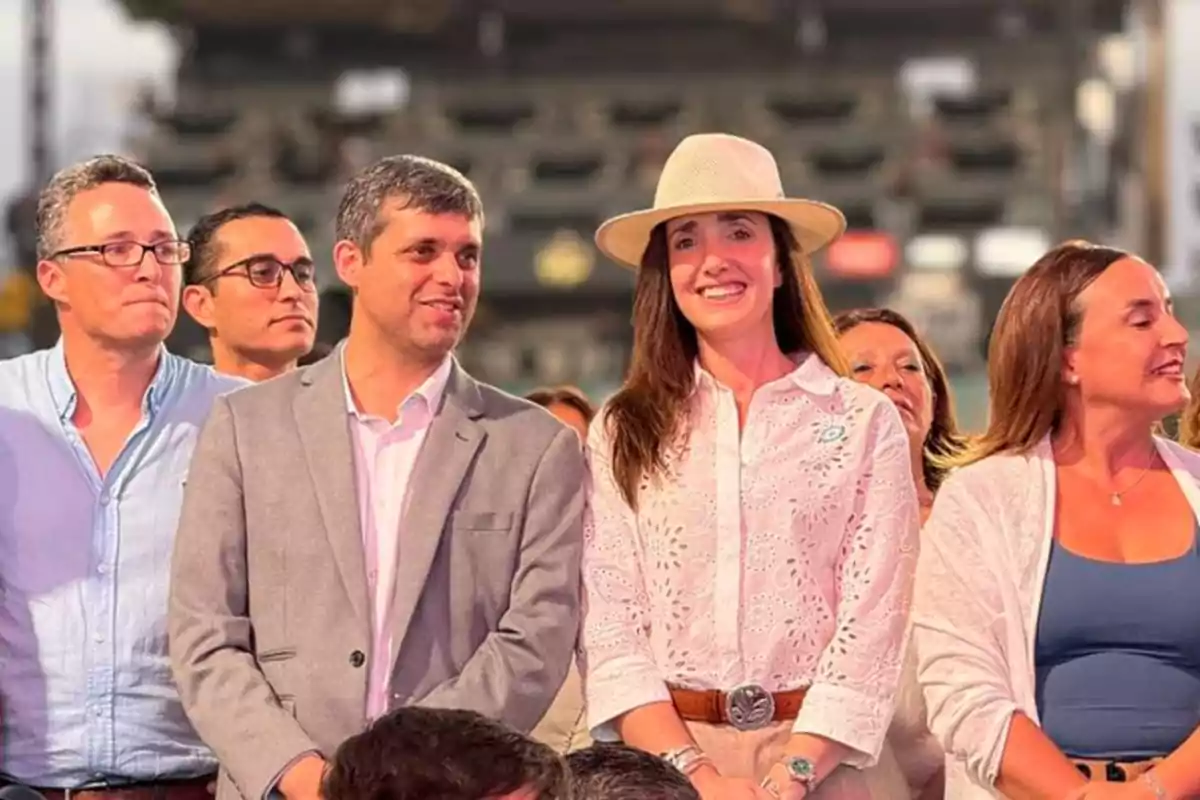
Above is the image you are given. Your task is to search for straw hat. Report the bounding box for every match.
[595,133,847,269]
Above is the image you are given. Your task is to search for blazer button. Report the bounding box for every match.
[349,650,366,668]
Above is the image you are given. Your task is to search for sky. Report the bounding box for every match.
[0,0,176,257]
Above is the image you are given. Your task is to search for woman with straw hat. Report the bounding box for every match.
[577,133,920,799]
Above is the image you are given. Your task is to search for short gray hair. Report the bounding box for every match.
[36,154,158,260]
[335,155,483,253]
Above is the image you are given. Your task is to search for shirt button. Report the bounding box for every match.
[349,650,366,668]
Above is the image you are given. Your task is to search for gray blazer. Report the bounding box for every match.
[168,353,585,800]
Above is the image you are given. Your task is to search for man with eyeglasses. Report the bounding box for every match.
[182,204,319,382]
[0,155,246,798]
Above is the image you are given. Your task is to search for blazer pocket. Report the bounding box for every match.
[450,511,514,532]
[257,647,297,663]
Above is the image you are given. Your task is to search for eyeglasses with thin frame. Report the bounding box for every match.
[202,256,318,291]
[51,240,191,267]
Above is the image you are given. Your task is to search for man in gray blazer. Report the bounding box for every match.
[169,155,585,800]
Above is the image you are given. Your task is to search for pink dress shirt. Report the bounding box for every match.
[579,353,920,764]
[343,356,453,720]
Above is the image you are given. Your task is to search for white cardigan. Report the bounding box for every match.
[912,434,1200,799]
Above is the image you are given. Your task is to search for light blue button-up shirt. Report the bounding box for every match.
[0,341,247,787]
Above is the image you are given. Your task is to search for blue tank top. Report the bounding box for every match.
[1034,531,1200,759]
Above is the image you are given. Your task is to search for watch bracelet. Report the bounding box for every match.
[661,744,712,776]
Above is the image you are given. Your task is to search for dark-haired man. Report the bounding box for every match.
[324,707,566,800]
[182,203,317,381]
[170,155,584,800]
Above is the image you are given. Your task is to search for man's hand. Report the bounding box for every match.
[278,754,328,800]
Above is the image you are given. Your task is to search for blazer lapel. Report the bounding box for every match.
[294,348,370,626]
[389,361,485,659]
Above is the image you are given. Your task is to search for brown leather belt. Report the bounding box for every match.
[669,684,807,731]
[32,776,216,800]
[1071,758,1161,783]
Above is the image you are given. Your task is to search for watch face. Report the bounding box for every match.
[785,757,816,782]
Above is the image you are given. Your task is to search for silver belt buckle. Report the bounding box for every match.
[724,683,776,731]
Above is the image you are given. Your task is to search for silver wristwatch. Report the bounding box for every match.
[782,756,819,789]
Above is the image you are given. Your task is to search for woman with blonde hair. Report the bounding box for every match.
[914,241,1200,799]
[579,133,919,800]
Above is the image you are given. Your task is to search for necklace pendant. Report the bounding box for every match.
[1111,493,1122,506]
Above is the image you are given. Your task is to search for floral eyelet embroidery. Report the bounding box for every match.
[818,423,847,444]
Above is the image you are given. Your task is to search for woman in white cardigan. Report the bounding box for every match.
[913,241,1200,800]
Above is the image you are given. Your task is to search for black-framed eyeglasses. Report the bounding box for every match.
[203,256,318,291]
[51,240,191,267]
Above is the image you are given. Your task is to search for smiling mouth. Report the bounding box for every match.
[698,283,747,300]
[1152,360,1184,377]
[421,299,463,312]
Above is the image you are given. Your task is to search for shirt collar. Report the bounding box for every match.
[46,337,174,421]
[690,351,840,399]
[340,349,454,422]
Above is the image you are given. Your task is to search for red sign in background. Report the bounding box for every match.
[824,231,899,279]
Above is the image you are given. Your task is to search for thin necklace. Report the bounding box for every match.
[1108,460,1155,506]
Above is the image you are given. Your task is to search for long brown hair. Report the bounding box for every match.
[1180,371,1200,448]
[833,307,969,492]
[603,214,847,509]
[964,240,1129,465]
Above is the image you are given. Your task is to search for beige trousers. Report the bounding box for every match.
[529,658,592,754]
[686,720,875,799]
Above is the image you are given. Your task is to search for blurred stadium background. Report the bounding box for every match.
[0,0,1193,430]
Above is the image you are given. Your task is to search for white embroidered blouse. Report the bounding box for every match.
[578,354,920,764]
